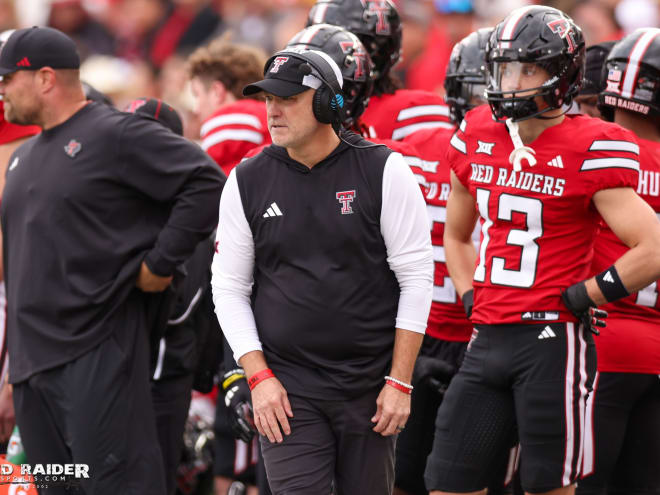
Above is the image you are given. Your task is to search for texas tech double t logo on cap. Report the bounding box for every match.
[269,56,290,73]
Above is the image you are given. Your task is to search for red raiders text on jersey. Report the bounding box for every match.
[402,127,475,342]
[448,105,639,325]
[590,137,660,374]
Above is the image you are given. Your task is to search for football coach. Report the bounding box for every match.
[211,48,434,494]
[0,27,223,494]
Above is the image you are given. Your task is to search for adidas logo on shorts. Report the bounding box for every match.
[538,326,557,339]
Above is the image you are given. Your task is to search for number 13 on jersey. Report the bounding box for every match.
[474,189,543,288]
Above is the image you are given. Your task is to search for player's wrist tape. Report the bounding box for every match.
[595,265,629,303]
[461,289,474,318]
[385,376,413,395]
[247,368,275,391]
[222,369,246,391]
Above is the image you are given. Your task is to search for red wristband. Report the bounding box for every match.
[385,379,412,395]
[248,368,275,390]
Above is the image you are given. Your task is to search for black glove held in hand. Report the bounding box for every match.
[412,356,457,396]
[221,369,257,443]
[561,282,608,335]
[461,289,474,318]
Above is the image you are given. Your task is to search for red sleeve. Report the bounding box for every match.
[360,90,451,140]
[577,124,640,201]
[0,101,40,144]
[207,138,270,177]
[447,120,470,188]
[0,121,39,144]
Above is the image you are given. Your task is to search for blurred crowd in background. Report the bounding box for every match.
[1,0,656,139]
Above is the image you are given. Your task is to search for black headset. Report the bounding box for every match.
[264,49,384,150]
[265,49,346,126]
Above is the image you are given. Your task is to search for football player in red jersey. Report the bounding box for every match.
[426,6,660,495]
[396,27,511,495]
[187,38,271,177]
[577,28,660,495]
[307,0,453,140]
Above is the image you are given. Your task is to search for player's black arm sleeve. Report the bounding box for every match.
[118,117,226,276]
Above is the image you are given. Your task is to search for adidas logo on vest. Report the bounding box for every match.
[263,202,283,218]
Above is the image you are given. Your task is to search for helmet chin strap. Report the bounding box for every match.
[505,118,537,172]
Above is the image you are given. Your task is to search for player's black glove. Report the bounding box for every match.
[461,289,474,318]
[412,356,457,397]
[221,369,257,443]
[561,282,608,335]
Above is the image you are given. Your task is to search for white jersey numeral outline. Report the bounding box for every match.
[475,190,543,288]
[427,205,456,303]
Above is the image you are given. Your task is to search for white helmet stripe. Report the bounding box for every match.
[311,4,329,24]
[499,6,536,49]
[621,28,660,99]
[299,24,325,44]
[309,49,344,89]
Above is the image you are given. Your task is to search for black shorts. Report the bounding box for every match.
[213,400,259,484]
[424,322,596,494]
[578,372,660,495]
[260,389,396,495]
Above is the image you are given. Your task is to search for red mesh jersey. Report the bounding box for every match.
[449,105,639,325]
[590,137,660,373]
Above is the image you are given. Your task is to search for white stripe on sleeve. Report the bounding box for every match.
[391,121,453,141]
[201,113,263,136]
[211,170,262,362]
[588,140,640,154]
[396,105,450,121]
[202,129,264,151]
[580,157,640,171]
[380,152,434,334]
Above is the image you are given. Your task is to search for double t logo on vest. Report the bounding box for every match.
[336,190,356,215]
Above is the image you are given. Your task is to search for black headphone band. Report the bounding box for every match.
[265,50,343,94]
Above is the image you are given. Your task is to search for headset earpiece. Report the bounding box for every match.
[294,52,346,125]
[312,86,336,124]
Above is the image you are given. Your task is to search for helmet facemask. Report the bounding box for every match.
[485,7,585,122]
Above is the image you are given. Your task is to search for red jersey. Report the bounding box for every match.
[0,101,39,144]
[449,106,639,325]
[403,127,474,342]
[200,100,271,176]
[590,137,660,374]
[360,89,452,141]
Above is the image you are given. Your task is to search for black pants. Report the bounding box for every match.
[577,372,660,495]
[13,327,165,494]
[151,373,194,495]
[260,388,396,495]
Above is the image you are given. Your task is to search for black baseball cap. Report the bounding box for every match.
[125,97,184,137]
[0,26,80,76]
[243,54,320,98]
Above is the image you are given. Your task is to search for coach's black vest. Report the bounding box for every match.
[235,132,400,399]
